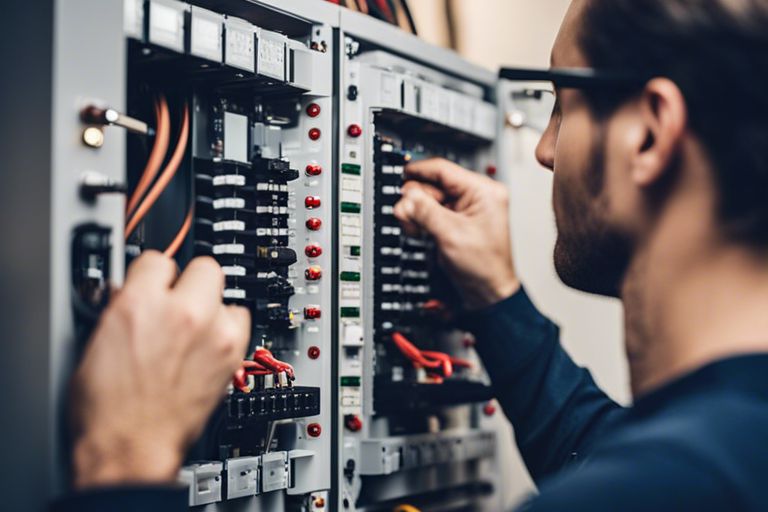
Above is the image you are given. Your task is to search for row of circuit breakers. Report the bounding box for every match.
[71,0,503,510]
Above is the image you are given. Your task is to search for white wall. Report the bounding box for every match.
[411,1,630,507]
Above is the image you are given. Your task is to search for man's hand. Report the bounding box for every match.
[394,158,520,310]
[70,252,250,489]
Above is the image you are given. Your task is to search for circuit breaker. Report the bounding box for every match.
[2,1,513,510]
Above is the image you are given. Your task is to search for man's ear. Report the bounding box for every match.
[633,78,687,187]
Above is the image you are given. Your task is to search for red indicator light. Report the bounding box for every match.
[306,217,322,230]
[308,128,322,141]
[305,196,321,209]
[306,103,321,117]
[305,244,323,258]
[347,124,362,138]
[304,307,322,320]
[486,165,498,177]
[345,414,363,432]
[307,423,322,437]
[307,345,321,359]
[483,402,497,417]
[305,266,322,280]
[305,163,323,176]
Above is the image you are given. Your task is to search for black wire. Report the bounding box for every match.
[400,0,418,35]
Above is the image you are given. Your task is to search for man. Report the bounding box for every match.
[56,0,768,510]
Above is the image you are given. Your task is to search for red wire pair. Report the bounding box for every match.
[232,348,295,392]
[391,332,472,379]
[252,348,295,379]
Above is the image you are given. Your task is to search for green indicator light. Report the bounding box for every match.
[340,376,361,387]
[341,163,362,175]
[340,271,361,282]
[340,202,361,214]
[340,307,361,318]
[350,246,361,257]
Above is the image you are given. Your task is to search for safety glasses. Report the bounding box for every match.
[499,67,649,133]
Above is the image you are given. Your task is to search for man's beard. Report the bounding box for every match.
[552,132,632,298]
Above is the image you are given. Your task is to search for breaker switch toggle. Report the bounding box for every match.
[304,307,322,320]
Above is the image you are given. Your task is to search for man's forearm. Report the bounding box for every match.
[464,287,624,481]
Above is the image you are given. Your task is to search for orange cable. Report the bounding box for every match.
[127,96,170,217]
[125,102,189,240]
[163,207,193,257]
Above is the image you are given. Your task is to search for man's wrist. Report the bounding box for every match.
[73,432,183,490]
[463,277,522,311]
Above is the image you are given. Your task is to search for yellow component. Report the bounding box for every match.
[393,506,421,512]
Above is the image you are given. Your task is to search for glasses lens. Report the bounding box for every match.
[507,86,556,133]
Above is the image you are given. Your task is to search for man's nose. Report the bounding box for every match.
[535,128,556,172]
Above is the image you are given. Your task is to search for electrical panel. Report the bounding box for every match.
[5,0,509,510]
[337,46,501,511]
[123,1,334,508]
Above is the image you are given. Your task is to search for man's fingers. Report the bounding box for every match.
[401,180,446,203]
[405,158,478,197]
[216,305,251,369]
[172,257,225,321]
[123,250,178,292]
[394,185,459,239]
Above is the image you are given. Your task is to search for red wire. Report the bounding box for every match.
[391,332,473,378]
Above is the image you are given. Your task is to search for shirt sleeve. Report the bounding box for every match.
[50,486,187,512]
[516,440,730,512]
[463,287,624,482]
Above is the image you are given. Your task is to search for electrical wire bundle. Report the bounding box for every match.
[391,331,471,382]
[327,0,417,34]
[125,93,193,258]
[232,347,296,393]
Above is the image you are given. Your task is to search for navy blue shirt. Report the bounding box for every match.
[53,288,768,511]
[467,288,768,511]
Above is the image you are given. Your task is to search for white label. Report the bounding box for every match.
[213,175,246,186]
[222,265,247,277]
[382,185,401,196]
[149,2,184,51]
[223,288,247,299]
[342,215,361,227]
[213,220,245,232]
[342,176,362,192]
[381,226,401,236]
[342,225,361,237]
[341,283,361,299]
[257,36,285,80]
[213,197,245,210]
[380,247,402,256]
[213,244,245,255]
[191,13,222,61]
[225,22,255,72]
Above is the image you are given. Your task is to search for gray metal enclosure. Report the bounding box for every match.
[0,1,507,510]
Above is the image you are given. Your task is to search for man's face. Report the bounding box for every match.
[535,1,633,298]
